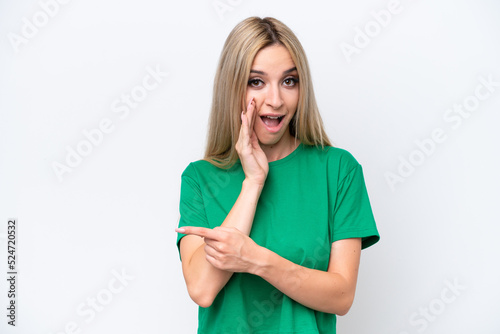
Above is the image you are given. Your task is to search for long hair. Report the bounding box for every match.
[204,16,332,168]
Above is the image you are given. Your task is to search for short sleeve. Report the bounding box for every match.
[176,163,209,259]
[330,163,380,249]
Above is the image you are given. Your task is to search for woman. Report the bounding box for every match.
[175,16,380,333]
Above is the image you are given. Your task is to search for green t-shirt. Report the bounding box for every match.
[176,143,380,334]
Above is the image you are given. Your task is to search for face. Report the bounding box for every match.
[246,44,299,148]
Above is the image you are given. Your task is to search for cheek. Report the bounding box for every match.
[245,90,252,106]
[246,93,264,111]
[284,91,299,111]
[246,88,261,101]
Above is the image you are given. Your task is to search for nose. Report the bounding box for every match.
[265,85,283,110]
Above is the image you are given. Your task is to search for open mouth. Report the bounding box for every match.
[260,115,285,128]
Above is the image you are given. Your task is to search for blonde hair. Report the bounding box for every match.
[204,16,332,168]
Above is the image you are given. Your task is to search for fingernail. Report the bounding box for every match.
[176,228,186,233]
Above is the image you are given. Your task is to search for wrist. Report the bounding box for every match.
[242,178,265,191]
[249,245,272,277]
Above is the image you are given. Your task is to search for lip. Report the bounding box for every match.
[260,113,285,117]
[259,114,286,133]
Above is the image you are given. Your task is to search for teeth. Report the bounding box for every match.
[264,116,281,119]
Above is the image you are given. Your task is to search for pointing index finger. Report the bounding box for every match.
[176,226,218,239]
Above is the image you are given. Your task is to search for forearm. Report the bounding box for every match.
[220,179,263,234]
[182,179,263,307]
[252,247,357,315]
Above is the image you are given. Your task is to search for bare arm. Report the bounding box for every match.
[180,225,362,315]
[252,238,362,315]
[178,180,263,307]
[177,97,268,308]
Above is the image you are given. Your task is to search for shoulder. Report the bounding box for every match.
[301,144,361,173]
[182,160,215,180]
[181,159,242,182]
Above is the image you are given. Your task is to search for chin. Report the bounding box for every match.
[256,130,288,147]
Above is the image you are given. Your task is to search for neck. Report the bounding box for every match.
[260,134,300,162]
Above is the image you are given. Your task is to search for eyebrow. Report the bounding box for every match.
[250,67,297,75]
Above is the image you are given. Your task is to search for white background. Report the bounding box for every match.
[1,0,499,333]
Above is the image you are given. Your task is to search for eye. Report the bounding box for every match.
[248,78,263,88]
[283,77,299,87]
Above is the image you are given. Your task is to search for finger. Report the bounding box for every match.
[175,226,218,240]
[243,97,254,115]
[204,242,225,259]
[205,254,227,271]
[245,99,256,144]
[241,98,253,132]
[239,111,249,146]
[203,237,219,249]
[247,98,256,130]
[204,252,219,268]
[204,243,217,257]
[241,98,253,131]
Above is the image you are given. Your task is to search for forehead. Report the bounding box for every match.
[251,44,296,72]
